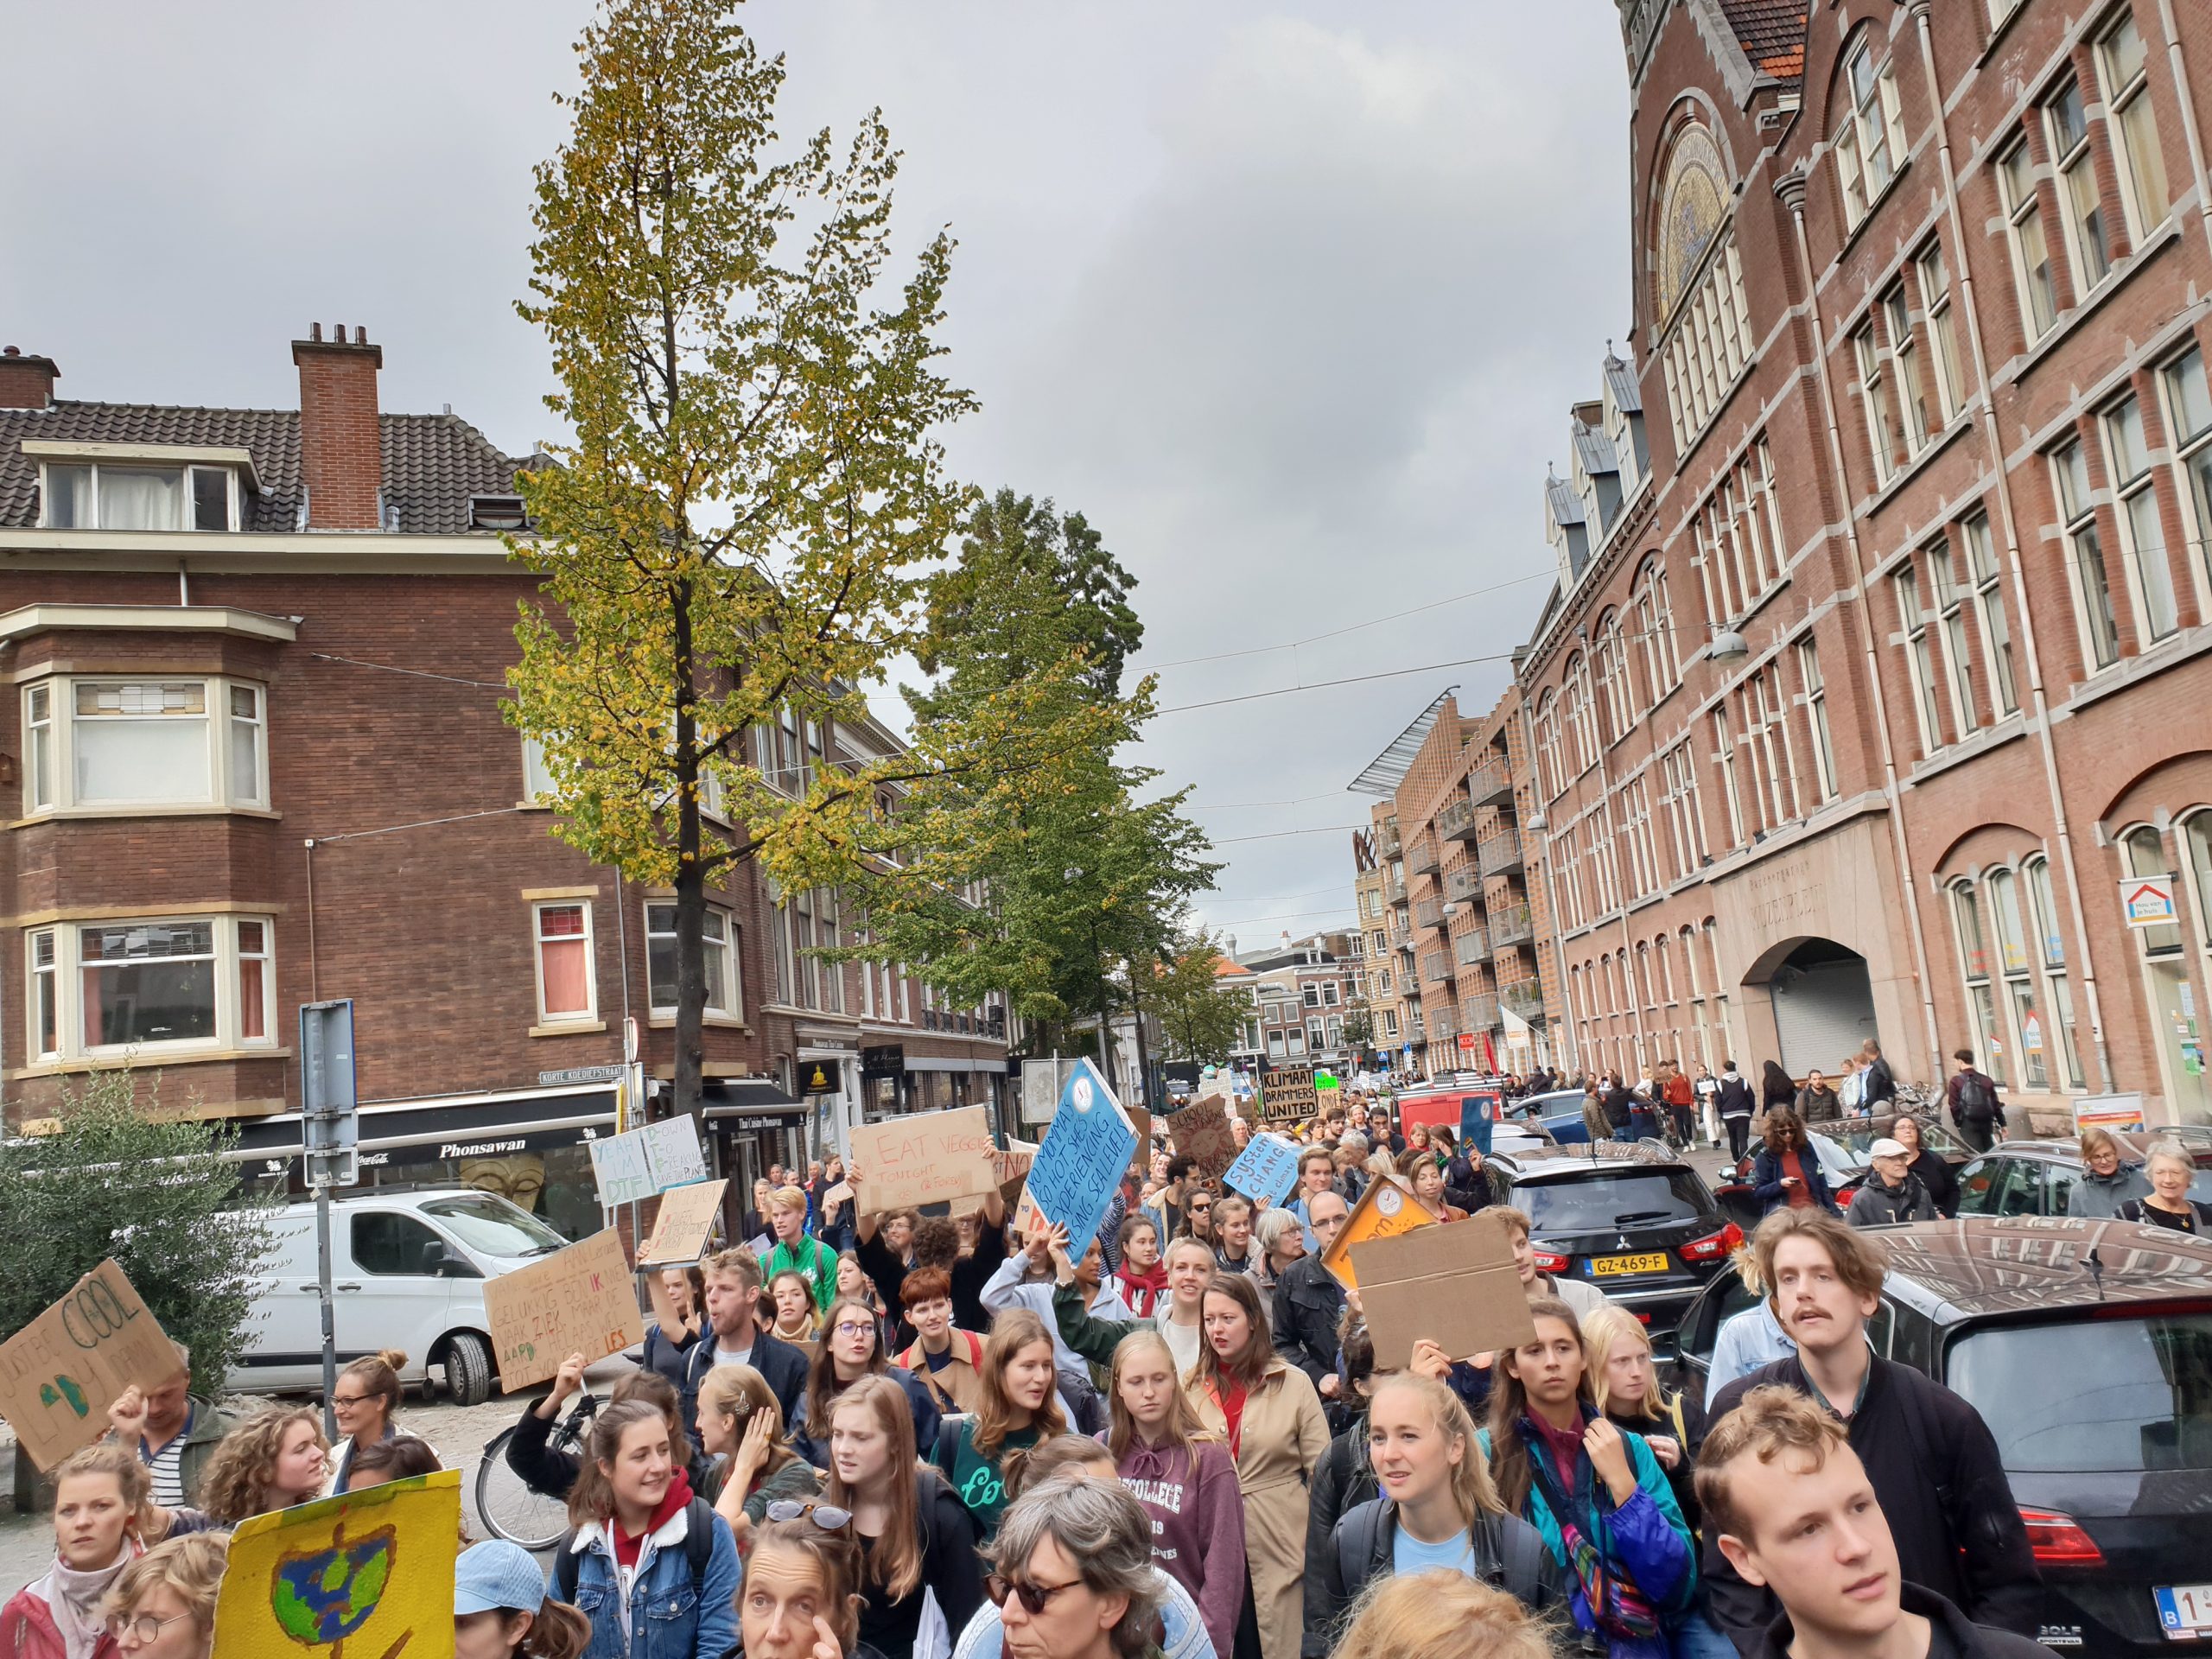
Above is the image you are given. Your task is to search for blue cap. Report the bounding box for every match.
[455,1540,548,1617]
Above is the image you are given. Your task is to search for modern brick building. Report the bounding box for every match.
[1350,689,1565,1077]
[0,328,1007,1235]
[1518,0,2212,1127]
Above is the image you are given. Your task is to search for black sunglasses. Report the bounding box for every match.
[984,1573,1086,1615]
[766,1499,853,1530]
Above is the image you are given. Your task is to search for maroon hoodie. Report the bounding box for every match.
[1116,1437,1243,1659]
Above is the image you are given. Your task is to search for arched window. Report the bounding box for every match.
[1592,613,1631,741]
[2022,855,2085,1089]
[2123,822,2209,1116]
[1832,28,1909,232]
[2126,824,2183,955]
[1949,878,2007,1084]
[1632,560,1681,701]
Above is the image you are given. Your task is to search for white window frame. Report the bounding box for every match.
[37,462,239,532]
[2053,438,2122,671]
[27,913,276,1064]
[1885,285,1932,455]
[2161,345,2212,605]
[1896,565,1946,756]
[1855,321,1900,486]
[1713,707,1745,848]
[1960,513,2019,716]
[2097,11,2171,242]
[1999,139,2060,342]
[533,901,599,1027]
[1927,538,1981,737]
[2044,77,2113,296]
[2104,391,2181,642]
[1796,638,1839,804]
[1834,38,1909,231]
[22,675,269,817]
[1916,241,1965,425]
[645,900,740,1019]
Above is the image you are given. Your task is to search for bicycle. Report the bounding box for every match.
[474,1389,600,1550]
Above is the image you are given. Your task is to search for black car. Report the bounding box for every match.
[1953,1133,2212,1217]
[1484,1141,1740,1344]
[1671,1216,2212,1656]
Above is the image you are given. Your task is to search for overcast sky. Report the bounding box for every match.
[1,1,1632,951]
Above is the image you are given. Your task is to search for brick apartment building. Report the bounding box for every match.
[1516,0,2212,1127]
[1350,690,1565,1077]
[1225,931,1362,1072]
[0,329,1007,1236]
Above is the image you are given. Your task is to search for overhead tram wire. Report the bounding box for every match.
[1156,649,1520,715]
[1141,571,1553,670]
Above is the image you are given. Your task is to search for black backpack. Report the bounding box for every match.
[1955,1072,1996,1119]
[551,1495,718,1608]
[1335,1499,1553,1609]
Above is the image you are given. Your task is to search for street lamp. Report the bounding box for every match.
[1706,628,1750,664]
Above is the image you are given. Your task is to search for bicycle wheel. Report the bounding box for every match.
[473,1427,571,1551]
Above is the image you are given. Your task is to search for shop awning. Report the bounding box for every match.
[225,1082,619,1166]
[701,1078,804,1116]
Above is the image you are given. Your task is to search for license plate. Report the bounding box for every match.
[2156,1585,2212,1638]
[1591,1251,1669,1276]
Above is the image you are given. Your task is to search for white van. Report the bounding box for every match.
[229,1187,573,1406]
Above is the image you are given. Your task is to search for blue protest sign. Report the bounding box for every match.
[1021,1058,1137,1253]
[1224,1131,1300,1205]
[1458,1093,1497,1158]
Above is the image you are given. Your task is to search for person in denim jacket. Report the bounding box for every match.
[554,1400,740,1659]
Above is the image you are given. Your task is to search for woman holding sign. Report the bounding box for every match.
[1188,1272,1328,1659]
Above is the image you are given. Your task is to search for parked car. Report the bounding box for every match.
[1504,1087,1594,1145]
[1484,1141,1739,1344]
[1670,1215,2212,1656]
[230,1186,572,1405]
[1953,1133,2212,1217]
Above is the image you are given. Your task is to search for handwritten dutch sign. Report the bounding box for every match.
[211,1469,460,1659]
[641,1115,709,1188]
[637,1179,728,1266]
[1258,1065,1317,1124]
[1223,1131,1301,1206]
[1017,1058,1136,1253]
[849,1106,1001,1213]
[0,1261,183,1472]
[482,1228,644,1392]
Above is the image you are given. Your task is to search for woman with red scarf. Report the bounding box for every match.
[1111,1213,1168,1317]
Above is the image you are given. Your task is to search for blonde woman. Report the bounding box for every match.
[1308,1372,1560,1648]
[3,1444,155,1659]
[1107,1331,1243,1657]
[1187,1271,1328,1659]
[99,1534,227,1659]
[695,1362,820,1548]
[1329,1572,1556,1659]
[1584,1302,1707,1530]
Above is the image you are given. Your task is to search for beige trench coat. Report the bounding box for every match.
[1191,1358,1329,1659]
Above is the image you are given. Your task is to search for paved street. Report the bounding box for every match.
[0,1356,634,1587]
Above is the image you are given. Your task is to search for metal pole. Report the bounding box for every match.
[315,1180,337,1441]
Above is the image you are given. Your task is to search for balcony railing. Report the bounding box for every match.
[1435,796,1478,842]
[1422,950,1452,983]
[1376,820,1402,859]
[1477,829,1525,876]
[1459,992,1499,1030]
[1414,897,1445,931]
[1401,978,1423,1001]
[1491,901,1534,947]
[1454,927,1491,967]
[1385,874,1407,906]
[1408,836,1440,877]
[1446,865,1482,902]
[1499,977,1546,1022]
[1468,754,1513,806]
[1407,1018,1427,1042]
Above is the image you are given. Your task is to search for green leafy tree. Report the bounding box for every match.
[1341,1003,1375,1050]
[0,1073,278,1389]
[862,491,1217,1077]
[508,0,1109,1115]
[1149,937,1249,1064]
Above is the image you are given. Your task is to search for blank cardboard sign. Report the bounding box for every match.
[1349,1210,1535,1370]
[637,1179,728,1266]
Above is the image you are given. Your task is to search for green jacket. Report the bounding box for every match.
[175,1395,249,1507]
[1051,1281,1143,1372]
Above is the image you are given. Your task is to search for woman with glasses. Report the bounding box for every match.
[739,1509,889,1659]
[196,1408,330,1525]
[820,1375,983,1658]
[930,1310,1068,1541]
[697,1363,822,1548]
[324,1350,438,1496]
[983,1473,1167,1659]
[953,1437,1214,1659]
[1108,1332,1243,1659]
[97,1535,226,1659]
[1188,1272,1328,1659]
[793,1296,940,1471]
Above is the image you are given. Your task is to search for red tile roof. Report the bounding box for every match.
[1719,0,1808,88]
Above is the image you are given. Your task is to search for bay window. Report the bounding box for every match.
[22,676,269,814]
[25,914,275,1063]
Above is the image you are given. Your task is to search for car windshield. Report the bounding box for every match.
[419,1192,569,1257]
[1948,1313,2212,1472]
[1514,1170,1715,1233]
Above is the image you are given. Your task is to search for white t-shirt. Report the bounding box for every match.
[1160,1312,1203,1377]
[713,1340,754,1370]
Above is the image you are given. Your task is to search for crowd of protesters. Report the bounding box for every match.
[2,1077,2121,1659]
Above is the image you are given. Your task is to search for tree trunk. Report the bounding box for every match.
[672,577,706,1124]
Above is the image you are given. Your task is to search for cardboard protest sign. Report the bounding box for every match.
[1018,1058,1137,1252]
[483,1228,644,1391]
[587,1128,656,1208]
[1316,1083,1343,1116]
[1224,1132,1301,1205]
[849,1106,1000,1212]
[642,1115,709,1188]
[998,1144,1036,1210]
[1258,1065,1317,1124]
[1351,1210,1535,1370]
[637,1179,728,1266]
[212,1468,460,1659]
[0,1261,183,1472]
[1170,1093,1239,1184]
[1458,1092,1499,1157]
[1320,1174,1433,1290]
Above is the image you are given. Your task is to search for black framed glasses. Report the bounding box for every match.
[984,1573,1086,1615]
[765,1498,853,1530]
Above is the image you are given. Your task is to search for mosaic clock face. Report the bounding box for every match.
[1656,123,1728,323]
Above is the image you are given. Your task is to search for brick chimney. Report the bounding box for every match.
[0,346,59,410]
[290,323,384,530]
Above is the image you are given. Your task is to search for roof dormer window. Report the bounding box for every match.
[41,462,238,531]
